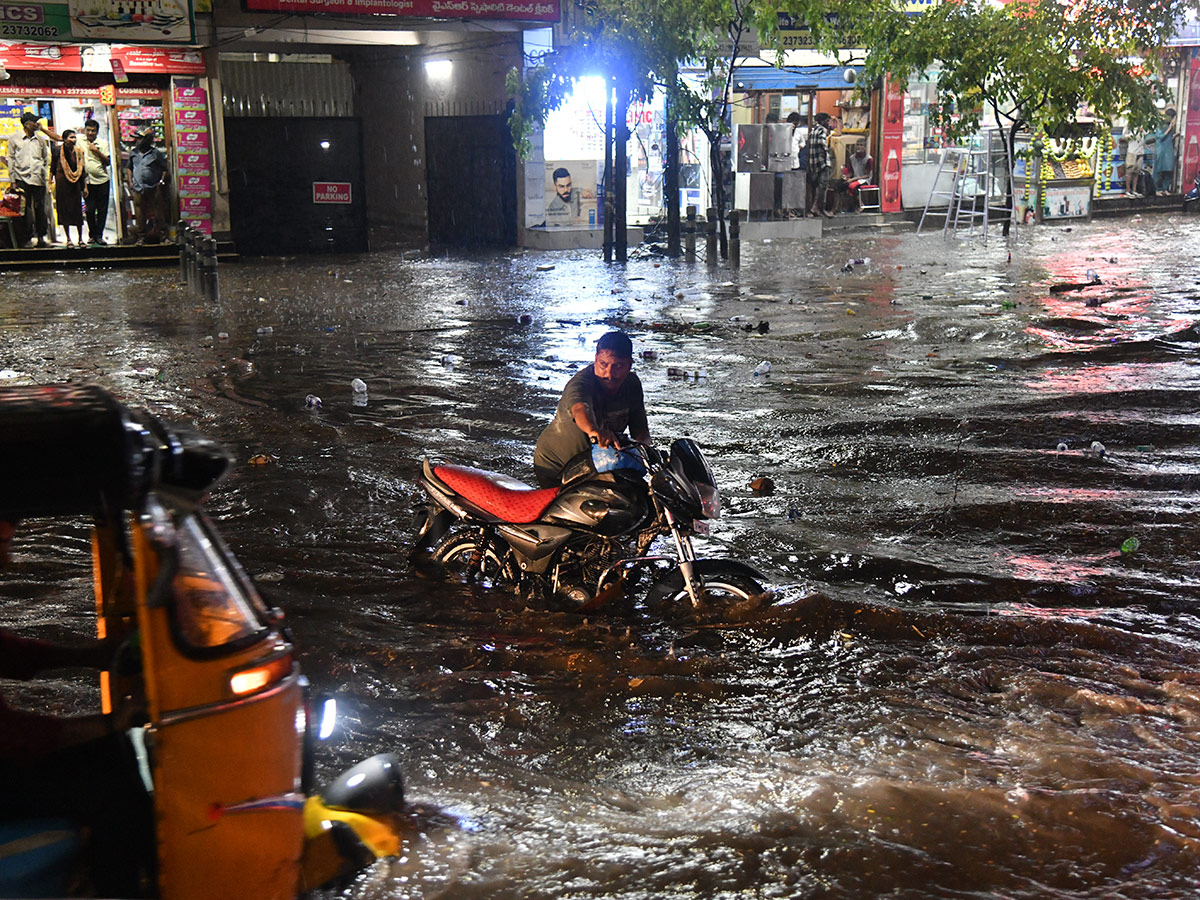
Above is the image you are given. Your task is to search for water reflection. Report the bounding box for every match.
[3,218,1200,898]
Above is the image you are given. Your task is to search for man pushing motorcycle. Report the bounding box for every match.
[533,331,651,488]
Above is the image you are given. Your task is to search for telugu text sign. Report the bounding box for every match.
[244,0,557,19]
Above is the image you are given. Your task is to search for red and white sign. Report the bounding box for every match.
[313,182,352,204]
[245,0,557,18]
[879,75,905,213]
[1183,56,1200,191]
[0,44,204,74]
[173,86,207,110]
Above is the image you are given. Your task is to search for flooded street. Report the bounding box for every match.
[3,214,1200,899]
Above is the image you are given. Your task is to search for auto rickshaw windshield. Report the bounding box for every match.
[171,513,271,650]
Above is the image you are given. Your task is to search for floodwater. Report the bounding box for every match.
[3,213,1200,899]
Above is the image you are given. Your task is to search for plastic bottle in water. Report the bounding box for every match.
[1056,441,1069,452]
[305,394,322,409]
[256,325,273,335]
[1089,441,1106,458]
[753,361,772,376]
[351,378,368,394]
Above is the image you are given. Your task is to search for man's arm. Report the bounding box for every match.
[570,401,618,448]
[628,380,650,444]
[88,140,110,167]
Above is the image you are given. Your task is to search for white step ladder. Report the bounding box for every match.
[917,129,1017,243]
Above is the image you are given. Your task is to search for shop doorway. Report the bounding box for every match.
[225,117,367,256]
[424,114,516,248]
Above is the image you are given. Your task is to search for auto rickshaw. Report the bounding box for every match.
[0,384,406,898]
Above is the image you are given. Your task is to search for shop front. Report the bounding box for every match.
[0,43,214,248]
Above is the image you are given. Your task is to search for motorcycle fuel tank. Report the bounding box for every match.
[542,473,651,538]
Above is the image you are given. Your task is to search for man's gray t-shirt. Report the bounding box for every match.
[534,366,647,479]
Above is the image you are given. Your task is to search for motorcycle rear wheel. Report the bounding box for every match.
[644,560,767,611]
[432,529,517,587]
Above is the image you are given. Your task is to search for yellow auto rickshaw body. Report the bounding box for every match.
[1,385,405,900]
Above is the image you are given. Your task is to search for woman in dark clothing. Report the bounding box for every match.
[52,129,86,247]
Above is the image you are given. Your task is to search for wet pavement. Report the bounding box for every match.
[2,212,1200,899]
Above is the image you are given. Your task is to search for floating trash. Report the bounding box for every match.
[255,325,273,335]
[1120,537,1140,554]
[304,394,322,409]
[351,378,368,394]
[753,361,772,376]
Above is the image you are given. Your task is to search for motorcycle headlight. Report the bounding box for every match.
[696,482,720,519]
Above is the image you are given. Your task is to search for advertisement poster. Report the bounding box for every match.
[880,76,904,212]
[1183,55,1200,191]
[1042,186,1090,219]
[0,43,203,74]
[173,85,211,233]
[68,0,194,42]
[543,160,597,227]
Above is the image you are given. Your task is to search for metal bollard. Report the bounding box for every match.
[685,205,696,263]
[177,221,187,285]
[729,209,741,268]
[200,236,219,303]
[186,227,200,293]
[706,207,717,268]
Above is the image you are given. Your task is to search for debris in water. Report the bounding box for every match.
[351,378,368,393]
[1120,537,1140,554]
[753,361,772,376]
[248,454,273,465]
[305,394,322,409]
[749,476,775,496]
[536,264,555,272]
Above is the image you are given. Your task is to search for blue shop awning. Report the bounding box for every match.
[732,65,863,91]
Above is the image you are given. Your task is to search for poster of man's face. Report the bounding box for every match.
[545,160,597,226]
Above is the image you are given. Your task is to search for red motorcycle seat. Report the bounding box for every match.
[433,464,559,523]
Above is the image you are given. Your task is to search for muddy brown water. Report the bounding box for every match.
[2,215,1200,899]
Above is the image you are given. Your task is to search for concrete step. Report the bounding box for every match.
[0,241,238,271]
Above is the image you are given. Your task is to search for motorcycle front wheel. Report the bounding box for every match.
[644,560,768,610]
[432,529,517,587]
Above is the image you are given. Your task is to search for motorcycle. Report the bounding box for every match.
[411,438,768,612]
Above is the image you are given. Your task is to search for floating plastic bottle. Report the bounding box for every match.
[753,361,772,376]
[351,378,368,394]
[217,332,229,341]
[1120,537,1140,554]
[1089,441,1106,458]
[1056,441,1069,452]
[305,394,322,409]
[256,325,273,335]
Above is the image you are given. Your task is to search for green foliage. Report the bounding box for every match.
[786,0,1193,140]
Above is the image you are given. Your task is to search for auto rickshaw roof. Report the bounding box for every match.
[0,384,230,519]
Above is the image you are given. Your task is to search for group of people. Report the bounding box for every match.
[3,113,170,249]
[4,113,111,248]
[772,111,875,219]
[1121,108,1179,198]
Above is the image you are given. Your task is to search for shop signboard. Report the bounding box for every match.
[0,83,160,98]
[242,0,556,18]
[0,43,203,73]
[313,182,352,204]
[0,2,71,40]
[880,76,904,212]
[172,86,206,109]
[1042,185,1090,219]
